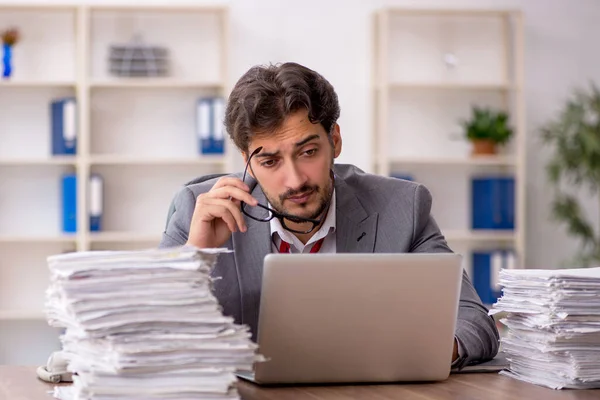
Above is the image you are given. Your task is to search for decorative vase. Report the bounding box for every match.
[2,43,13,79]
[471,139,497,156]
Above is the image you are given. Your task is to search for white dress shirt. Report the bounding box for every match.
[269,189,336,254]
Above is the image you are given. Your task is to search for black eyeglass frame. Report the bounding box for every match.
[240,146,329,235]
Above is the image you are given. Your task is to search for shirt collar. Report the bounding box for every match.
[270,189,336,251]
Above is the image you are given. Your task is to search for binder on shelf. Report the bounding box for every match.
[89,174,103,232]
[391,173,413,181]
[196,97,225,155]
[60,174,104,233]
[471,177,515,230]
[51,97,77,155]
[62,173,77,233]
[472,250,517,305]
[212,97,225,154]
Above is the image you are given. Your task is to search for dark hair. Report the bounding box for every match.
[225,62,341,153]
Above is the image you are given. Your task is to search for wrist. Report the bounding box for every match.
[452,338,459,361]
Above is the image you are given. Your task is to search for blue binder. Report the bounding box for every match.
[471,177,515,230]
[61,174,104,233]
[62,173,77,233]
[391,174,413,181]
[196,97,225,155]
[51,98,77,155]
[89,174,103,232]
[472,250,516,305]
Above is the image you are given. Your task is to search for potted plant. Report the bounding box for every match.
[541,82,600,267]
[461,106,513,156]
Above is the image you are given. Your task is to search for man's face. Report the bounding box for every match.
[245,109,342,222]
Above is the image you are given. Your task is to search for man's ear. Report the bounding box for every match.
[331,124,342,159]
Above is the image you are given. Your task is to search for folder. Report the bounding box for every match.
[62,173,77,233]
[391,174,413,181]
[472,250,516,305]
[197,98,212,154]
[211,97,225,154]
[51,98,77,155]
[196,97,225,155]
[89,174,103,232]
[471,177,515,230]
[61,174,104,233]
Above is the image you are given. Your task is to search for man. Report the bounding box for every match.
[159,62,499,370]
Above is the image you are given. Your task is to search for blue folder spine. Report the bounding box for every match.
[89,174,103,232]
[212,97,225,154]
[197,97,225,155]
[471,177,515,230]
[472,250,517,305]
[51,98,77,155]
[391,174,413,181]
[62,173,77,233]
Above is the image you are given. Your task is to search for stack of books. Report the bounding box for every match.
[45,246,260,399]
[490,267,600,389]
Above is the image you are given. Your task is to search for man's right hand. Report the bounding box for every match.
[186,177,258,249]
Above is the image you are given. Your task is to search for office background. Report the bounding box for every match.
[1,0,599,364]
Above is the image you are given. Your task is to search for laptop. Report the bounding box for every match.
[237,252,463,385]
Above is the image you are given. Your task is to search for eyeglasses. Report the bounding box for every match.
[240,146,325,234]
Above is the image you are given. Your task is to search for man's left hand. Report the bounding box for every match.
[452,339,459,361]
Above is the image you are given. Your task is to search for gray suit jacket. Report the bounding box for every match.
[159,163,499,369]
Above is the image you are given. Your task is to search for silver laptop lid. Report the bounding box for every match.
[253,253,463,384]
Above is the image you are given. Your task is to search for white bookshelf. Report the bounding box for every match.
[89,155,227,166]
[0,4,231,364]
[373,8,526,279]
[89,79,224,89]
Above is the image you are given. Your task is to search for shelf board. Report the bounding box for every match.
[0,157,78,166]
[0,310,46,321]
[388,155,516,167]
[385,8,518,17]
[444,230,516,242]
[90,155,227,166]
[0,80,76,88]
[388,82,513,91]
[0,4,78,11]
[90,79,225,90]
[89,4,227,13]
[89,232,162,243]
[0,234,77,244]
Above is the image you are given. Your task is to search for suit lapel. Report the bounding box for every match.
[231,179,270,339]
[335,174,379,253]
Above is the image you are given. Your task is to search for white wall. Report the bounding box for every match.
[11,0,600,269]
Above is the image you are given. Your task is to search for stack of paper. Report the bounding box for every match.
[44,246,260,400]
[490,267,600,389]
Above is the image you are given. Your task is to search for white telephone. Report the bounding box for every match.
[36,351,73,383]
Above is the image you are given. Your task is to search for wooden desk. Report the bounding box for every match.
[1,366,599,400]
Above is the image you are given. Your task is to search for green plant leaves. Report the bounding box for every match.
[542,82,600,267]
[461,105,513,144]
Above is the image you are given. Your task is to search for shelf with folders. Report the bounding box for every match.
[88,87,228,160]
[0,3,231,365]
[373,7,525,259]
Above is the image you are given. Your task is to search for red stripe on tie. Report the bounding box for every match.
[278,237,325,254]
